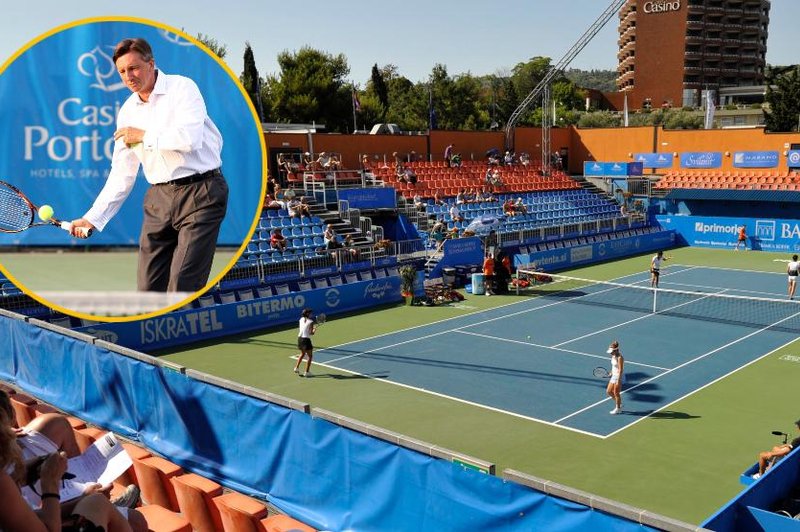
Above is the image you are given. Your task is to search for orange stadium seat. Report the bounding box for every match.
[133,455,184,512]
[214,492,269,532]
[171,473,224,532]
[260,515,316,532]
[137,504,192,532]
[9,392,37,427]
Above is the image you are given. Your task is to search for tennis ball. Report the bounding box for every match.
[526,335,531,341]
[38,205,54,221]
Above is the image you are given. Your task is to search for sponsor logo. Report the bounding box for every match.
[734,153,744,164]
[755,220,776,241]
[643,0,681,13]
[779,354,800,363]
[597,242,606,257]
[140,309,224,344]
[789,151,800,166]
[363,280,393,300]
[83,328,119,343]
[694,221,738,235]
[570,246,593,263]
[781,223,800,239]
[325,288,340,308]
[158,29,193,46]
[235,294,306,318]
[538,253,569,266]
[77,46,127,92]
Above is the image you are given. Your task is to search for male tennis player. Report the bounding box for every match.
[650,251,668,288]
[69,37,228,293]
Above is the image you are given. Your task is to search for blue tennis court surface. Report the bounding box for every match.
[313,265,799,438]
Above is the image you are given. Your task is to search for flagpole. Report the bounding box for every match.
[352,84,357,133]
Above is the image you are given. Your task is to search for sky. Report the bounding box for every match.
[2,0,799,86]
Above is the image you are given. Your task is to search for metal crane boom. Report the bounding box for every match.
[504,0,627,163]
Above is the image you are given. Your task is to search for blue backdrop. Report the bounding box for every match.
[0,20,264,246]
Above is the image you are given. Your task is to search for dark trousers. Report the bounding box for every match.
[137,174,229,292]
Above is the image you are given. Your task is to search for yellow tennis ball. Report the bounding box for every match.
[38,205,54,221]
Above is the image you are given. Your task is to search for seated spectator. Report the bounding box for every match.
[0,391,144,532]
[342,234,358,257]
[503,150,514,166]
[361,155,376,183]
[329,153,342,171]
[449,203,463,222]
[514,197,528,215]
[519,152,531,167]
[316,151,333,170]
[489,168,503,188]
[455,189,466,205]
[503,199,516,216]
[752,419,800,479]
[263,193,283,210]
[270,228,287,251]
[413,193,426,210]
[302,151,315,170]
[450,153,462,168]
[403,167,418,185]
[483,188,498,202]
[620,202,629,217]
[433,190,445,206]
[288,197,311,218]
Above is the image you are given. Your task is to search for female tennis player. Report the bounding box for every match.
[607,340,624,414]
[788,255,799,300]
[293,308,317,377]
[650,251,669,288]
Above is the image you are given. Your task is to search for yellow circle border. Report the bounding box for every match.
[0,16,267,324]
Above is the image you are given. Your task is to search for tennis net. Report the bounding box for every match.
[515,269,800,334]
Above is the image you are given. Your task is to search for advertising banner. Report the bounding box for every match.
[0,20,263,246]
[513,231,676,271]
[633,153,673,169]
[732,151,779,168]
[337,187,397,209]
[75,276,402,351]
[583,161,605,177]
[656,215,800,252]
[626,162,644,176]
[680,152,722,169]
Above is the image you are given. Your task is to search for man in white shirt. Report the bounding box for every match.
[69,38,228,293]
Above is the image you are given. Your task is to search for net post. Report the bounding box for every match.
[652,286,657,313]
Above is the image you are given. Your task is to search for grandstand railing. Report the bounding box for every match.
[499,215,643,247]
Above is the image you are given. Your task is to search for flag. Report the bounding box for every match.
[623,91,629,127]
[352,89,361,113]
[704,89,715,129]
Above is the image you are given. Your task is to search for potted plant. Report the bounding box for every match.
[399,265,417,305]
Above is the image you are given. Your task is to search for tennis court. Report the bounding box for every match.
[312,264,798,438]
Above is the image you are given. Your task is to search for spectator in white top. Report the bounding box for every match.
[69,37,228,293]
[449,203,463,222]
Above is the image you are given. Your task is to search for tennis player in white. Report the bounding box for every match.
[788,254,799,300]
[607,340,625,414]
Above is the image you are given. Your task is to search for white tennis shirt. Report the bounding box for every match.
[84,70,223,231]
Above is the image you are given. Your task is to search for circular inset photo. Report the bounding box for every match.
[0,17,266,321]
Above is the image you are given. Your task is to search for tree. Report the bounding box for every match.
[764,66,800,132]
[267,47,351,132]
[240,43,264,121]
[370,64,389,121]
[195,33,227,60]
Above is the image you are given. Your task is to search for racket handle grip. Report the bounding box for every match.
[60,221,93,238]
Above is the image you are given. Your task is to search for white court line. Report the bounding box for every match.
[307,358,605,439]
[671,263,785,276]
[657,279,785,299]
[456,330,671,371]
[554,308,800,425]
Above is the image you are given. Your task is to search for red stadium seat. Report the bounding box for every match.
[137,504,192,532]
[214,492,269,532]
[133,455,184,512]
[171,473,224,532]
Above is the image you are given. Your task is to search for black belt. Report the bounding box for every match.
[158,168,221,187]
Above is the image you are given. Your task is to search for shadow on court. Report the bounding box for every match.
[310,372,390,380]
[623,410,701,420]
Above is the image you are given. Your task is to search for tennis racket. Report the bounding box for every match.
[0,181,91,237]
[593,366,611,379]
[315,313,326,326]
